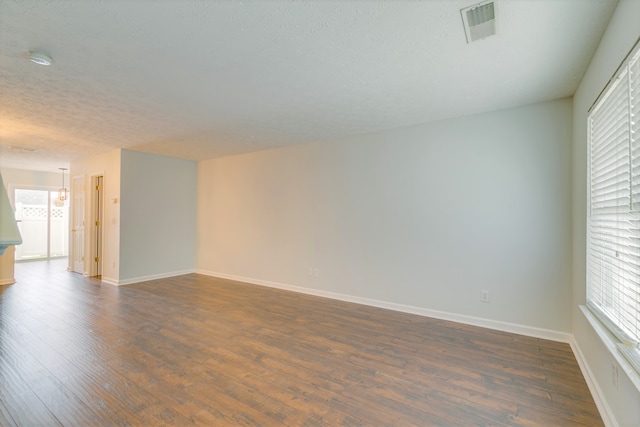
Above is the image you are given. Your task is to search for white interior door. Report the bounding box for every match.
[72,176,85,273]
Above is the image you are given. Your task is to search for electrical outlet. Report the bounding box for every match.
[612,361,619,389]
[307,267,313,277]
[481,290,490,303]
[314,268,320,278]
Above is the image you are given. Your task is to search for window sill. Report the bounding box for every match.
[580,305,640,393]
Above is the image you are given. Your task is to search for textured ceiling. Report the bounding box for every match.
[0,0,618,172]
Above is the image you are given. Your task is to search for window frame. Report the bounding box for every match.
[586,39,640,377]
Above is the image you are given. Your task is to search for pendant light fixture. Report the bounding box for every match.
[58,167,68,201]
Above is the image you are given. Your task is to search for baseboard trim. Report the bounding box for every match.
[195,269,571,343]
[101,276,119,286]
[106,269,195,286]
[570,335,617,427]
[0,278,15,286]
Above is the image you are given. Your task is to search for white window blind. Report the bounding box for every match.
[587,41,640,373]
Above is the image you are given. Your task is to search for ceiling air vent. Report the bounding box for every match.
[461,1,496,43]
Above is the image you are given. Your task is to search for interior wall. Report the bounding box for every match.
[119,150,196,283]
[0,168,62,196]
[197,98,572,333]
[571,0,640,425]
[70,149,121,283]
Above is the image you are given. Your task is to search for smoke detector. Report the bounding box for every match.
[28,51,52,66]
[461,1,496,43]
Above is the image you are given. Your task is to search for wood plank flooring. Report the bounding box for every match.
[1,259,603,426]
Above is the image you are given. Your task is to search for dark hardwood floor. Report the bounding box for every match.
[0,259,602,426]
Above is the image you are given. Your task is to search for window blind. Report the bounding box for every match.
[587,41,640,373]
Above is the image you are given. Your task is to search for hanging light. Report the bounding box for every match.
[58,168,68,201]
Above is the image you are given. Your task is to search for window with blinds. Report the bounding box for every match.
[587,41,640,373]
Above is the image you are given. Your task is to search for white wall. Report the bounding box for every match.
[572,0,640,425]
[197,98,572,335]
[119,150,196,283]
[0,167,62,196]
[71,149,121,282]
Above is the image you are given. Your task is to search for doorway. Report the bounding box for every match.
[13,188,69,261]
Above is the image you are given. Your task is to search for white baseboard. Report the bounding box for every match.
[104,269,195,286]
[0,278,15,286]
[101,276,119,286]
[195,269,572,343]
[570,335,617,427]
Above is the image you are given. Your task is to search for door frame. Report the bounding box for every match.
[11,185,68,261]
[89,175,104,277]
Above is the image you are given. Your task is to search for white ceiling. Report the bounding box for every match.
[0,0,618,172]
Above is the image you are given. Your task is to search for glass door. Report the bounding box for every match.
[14,188,69,261]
